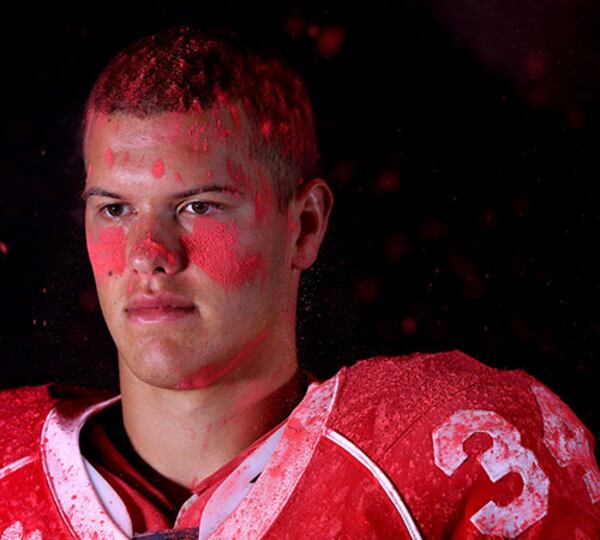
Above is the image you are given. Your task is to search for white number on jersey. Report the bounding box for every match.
[531,384,600,504]
[432,409,549,538]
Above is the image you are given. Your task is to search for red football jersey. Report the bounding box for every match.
[0,350,598,539]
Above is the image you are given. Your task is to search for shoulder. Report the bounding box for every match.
[0,383,112,468]
[328,349,536,439]
[324,350,600,539]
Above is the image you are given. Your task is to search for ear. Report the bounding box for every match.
[289,178,334,270]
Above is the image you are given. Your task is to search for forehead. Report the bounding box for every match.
[84,106,253,163]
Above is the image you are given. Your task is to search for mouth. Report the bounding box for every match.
[125,293,197,324]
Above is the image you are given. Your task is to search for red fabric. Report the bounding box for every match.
[0,352,598,539]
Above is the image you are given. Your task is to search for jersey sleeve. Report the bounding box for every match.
[375,352,600,539]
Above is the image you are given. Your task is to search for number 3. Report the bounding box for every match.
[432,409,550,538]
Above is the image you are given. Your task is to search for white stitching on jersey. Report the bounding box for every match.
[324,428,424,540]
[0,456,35,482]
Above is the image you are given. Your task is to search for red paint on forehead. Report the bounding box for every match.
[152,158,166,179]
[226,159,254,193]
[87,226,126,277]
[174,171,184,183]
[229,105,241,129]
[105,147,115,168]
[176,328,269,389]
[181,219,264,289]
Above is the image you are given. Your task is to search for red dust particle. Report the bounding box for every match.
[523,50,547,80]
[316,25,346,58]
[0,241,8,255]
[354,277,380,303]
[307,24,320,38]
[152,158,166,179]
[285,15,306,37]
[385,233,408,263]
[332,160,355,184]
[376,169,400,193]
[401,317,417,335]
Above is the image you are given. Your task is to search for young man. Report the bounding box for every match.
[0,26,598,540]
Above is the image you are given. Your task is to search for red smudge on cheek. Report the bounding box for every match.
[105,147,115,168]
[176,328,269,389]
[181,219,264,289]
[152,158,166,179]
[87,226,126,277]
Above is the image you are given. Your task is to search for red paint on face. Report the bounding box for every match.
[254,169,274,225]
[260,120,272,138]
[226,159,254,194]
[229,105,241,129]
[176,327,269,389]
[152,158,166,179]
[181,219,264,290]
[87,226,126,277]
[105,147,115,168]
[134,234,177,268]
[122,152,129,165]
[174,171,184,183]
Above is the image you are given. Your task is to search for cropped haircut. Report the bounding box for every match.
[83,26,319,210]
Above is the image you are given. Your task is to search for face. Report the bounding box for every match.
[83,109,299,390]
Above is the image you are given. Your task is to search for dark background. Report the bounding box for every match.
[0,1,598,440]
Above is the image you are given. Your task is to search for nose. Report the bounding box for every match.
[129,221,186,275]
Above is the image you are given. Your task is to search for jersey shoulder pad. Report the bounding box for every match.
[0,384,57,467]
[328,348,501,444]
[325,350,599,539]
[0,383,112,468]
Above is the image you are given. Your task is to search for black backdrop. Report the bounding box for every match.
[0,1,598,440]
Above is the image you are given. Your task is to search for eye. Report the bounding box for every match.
[180,201,224,216]
[100,203,130,218]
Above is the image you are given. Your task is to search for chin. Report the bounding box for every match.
[122,337,199,388]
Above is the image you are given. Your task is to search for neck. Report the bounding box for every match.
[118,339,305,490]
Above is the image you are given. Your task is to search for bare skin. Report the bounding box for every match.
[83,110,333,489]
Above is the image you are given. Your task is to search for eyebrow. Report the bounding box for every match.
[81,184,243,202]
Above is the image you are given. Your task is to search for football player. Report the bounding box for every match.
[0,26,598,539]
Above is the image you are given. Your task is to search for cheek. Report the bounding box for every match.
[181,219,265,290]
[86,225,127,278]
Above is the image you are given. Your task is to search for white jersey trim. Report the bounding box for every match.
[196,423,286,539]
[41,395,129,540]
[325,428,423,540]
[0,455,35,482]
[208,375,340,538]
